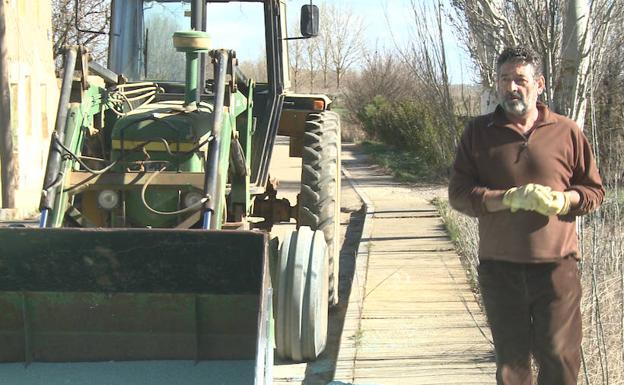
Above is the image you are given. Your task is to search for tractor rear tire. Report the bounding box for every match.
[299,111,341,306]
[275,227,328,362]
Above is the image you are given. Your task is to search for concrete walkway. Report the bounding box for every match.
[333,147,496,385]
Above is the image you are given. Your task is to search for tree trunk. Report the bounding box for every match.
[308,51,315,92]
[323,68,327,89]
[336,68,341,89]
[0,0,16,208]
[554,0,591,128]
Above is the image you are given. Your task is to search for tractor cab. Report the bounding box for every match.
[107,0,322,192]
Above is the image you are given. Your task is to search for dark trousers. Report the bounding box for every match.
[478,257,582,385]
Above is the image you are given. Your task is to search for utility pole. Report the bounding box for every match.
[0,0,16,208]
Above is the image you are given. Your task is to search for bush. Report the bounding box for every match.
[356,95,463,174]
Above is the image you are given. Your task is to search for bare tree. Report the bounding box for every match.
[398,0,460,164]
[450,0,621,127]
[287,22,305,92]
[325,3,364,89]
[343,46,413,119]
[587,3,624,180]
[239,57,267,84]
[302,34,319,92]
[315,3,333,90]
[400,0,454,112]
[52,0,110,68]
[556,0,621,128]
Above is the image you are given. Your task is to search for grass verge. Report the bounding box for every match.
[432,197,480,294]
[360,140,445,183]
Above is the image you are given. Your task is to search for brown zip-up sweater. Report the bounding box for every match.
[448,103,604,263]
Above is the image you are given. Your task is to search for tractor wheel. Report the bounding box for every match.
[275,226,328,362]
[299,111,341,306]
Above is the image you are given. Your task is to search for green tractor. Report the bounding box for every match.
[0,1,341,383]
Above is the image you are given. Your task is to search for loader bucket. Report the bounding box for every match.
[0,228,273,384]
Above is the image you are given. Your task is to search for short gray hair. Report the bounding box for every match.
[497,45,543,77]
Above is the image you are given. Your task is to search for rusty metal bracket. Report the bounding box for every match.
[251,178,298,231]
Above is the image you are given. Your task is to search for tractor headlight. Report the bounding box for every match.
[183,191,204,208]
[98,190,120,210]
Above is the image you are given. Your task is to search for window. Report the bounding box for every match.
[205,2,266,82]
[142,1,267,83]
[143,1,188,81]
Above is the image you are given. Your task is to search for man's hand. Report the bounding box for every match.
[503,183,553,213]
[503,183,571,216]
[535,191,571,216]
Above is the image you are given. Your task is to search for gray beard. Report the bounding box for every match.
[501,98,528,117]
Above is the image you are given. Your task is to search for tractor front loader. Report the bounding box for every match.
[0,1,341,384]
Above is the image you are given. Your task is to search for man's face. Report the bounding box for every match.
[497,61,545,118]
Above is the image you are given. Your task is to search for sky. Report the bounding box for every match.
[344,0,475,84]
[144,0,477,85]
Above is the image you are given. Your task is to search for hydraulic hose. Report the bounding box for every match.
[202,50,229,229]
[39,46,78,227]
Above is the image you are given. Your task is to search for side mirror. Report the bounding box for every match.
[300,5,319,38]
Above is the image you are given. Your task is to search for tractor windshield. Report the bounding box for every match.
[143,1,267,82]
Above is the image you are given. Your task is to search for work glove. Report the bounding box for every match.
[534,190,571,216]
[502,183,553,213]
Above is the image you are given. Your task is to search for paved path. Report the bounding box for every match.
[332,146,496,385]
[269,140,496,384]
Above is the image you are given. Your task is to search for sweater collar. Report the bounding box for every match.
[492,101,556,129]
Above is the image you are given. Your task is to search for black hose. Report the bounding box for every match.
[39,47,78,219]
[52,132,119,175]
[202,50,229,229]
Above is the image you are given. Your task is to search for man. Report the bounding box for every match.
[448,45,604,385]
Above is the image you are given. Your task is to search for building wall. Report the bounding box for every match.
[3,0,58,213]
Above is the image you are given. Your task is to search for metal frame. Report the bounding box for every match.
[250,0,285,189]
